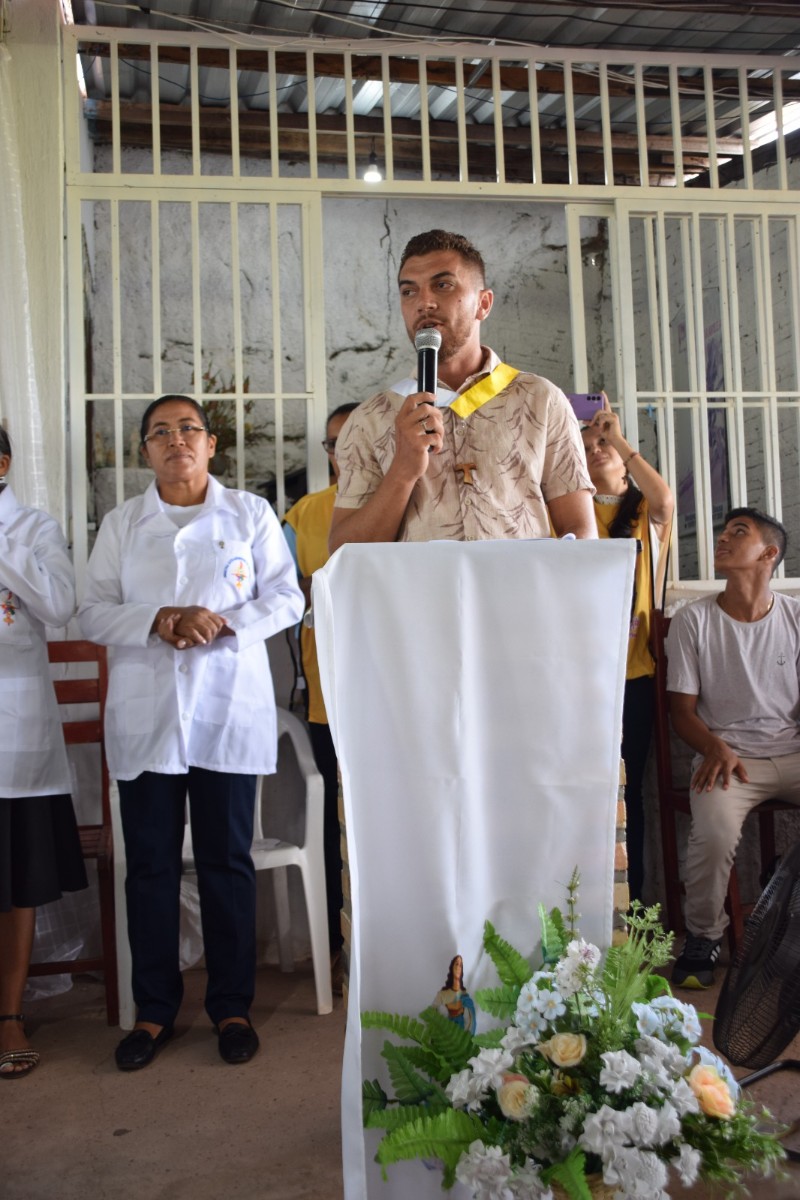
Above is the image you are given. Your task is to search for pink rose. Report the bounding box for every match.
[688,1064,735,1120]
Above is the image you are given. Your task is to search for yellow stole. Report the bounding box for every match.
[448,362,520,419]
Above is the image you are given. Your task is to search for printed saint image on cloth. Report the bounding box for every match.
[433,954,476,1034]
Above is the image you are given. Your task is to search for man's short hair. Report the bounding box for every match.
[398,230,486,285]
[724,506,787,570]
[328,403,359,423]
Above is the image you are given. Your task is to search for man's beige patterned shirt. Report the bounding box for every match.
[335,348,593,542]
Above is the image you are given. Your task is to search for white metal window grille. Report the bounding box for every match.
[64,27,800,582]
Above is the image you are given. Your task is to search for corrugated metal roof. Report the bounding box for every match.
[71,2,800,186]
[73,1,800,56]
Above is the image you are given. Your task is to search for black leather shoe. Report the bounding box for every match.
[115,1026,173,1072]
[217,1019,259,1065]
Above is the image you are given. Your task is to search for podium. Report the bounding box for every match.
[313,538,635,1200]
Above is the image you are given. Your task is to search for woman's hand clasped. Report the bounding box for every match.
[153,605,232,650]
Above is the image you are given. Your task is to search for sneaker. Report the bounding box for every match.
[671,932,722,989]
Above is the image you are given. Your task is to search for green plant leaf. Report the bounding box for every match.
[473,1028,506,1049]
[383,1042,443,1105]
[375,1109,488,1172]
[362,1011,429,1043]
[363,1078,389,1121]
[365,1103,441,1131]
[544,1147,592,1200]
[400,1045,453,1082]
[483,920,532,988]
[539,903,566,965]
[473,985,520,1020]
[419,1006,477,1069]
[643,972,671,1000]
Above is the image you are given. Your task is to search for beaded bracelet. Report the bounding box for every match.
[623,450,640,468]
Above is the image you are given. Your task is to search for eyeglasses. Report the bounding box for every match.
[143,423,208,445]
[321,438,338,453]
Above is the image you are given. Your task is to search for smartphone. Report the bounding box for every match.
[565,392,604,422]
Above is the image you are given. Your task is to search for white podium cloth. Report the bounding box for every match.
[313,538,635,1200]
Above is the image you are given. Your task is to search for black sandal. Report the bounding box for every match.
[0,1014,40,1080]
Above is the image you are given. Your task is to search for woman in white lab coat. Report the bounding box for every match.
[79,395,303,1071]
[0,429,85,1079]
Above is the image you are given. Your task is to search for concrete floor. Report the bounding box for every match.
[7,961,800,1200]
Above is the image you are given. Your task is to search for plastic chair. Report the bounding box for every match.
[113,706,332,1029]
[650,609,793,948]
[27,640,118,1026]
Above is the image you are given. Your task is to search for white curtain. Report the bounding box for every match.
[314,538,635,1200]
[0,45,50,511]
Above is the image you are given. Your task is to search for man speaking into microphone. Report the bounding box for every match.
[329,229,595,550]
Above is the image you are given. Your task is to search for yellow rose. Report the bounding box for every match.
[497,1073,535,1121]
[538,1032,587,1069]
[688,1064,735,1120]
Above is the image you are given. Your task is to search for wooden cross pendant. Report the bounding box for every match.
[455,462,478,486]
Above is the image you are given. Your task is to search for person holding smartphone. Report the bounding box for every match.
[581,397,673,902]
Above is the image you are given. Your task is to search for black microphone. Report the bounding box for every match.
[415,327,442,396]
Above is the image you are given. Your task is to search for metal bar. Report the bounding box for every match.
[66,191,89,575]
[528,55,542,186]
[774,70,787,193]
[230,47,240,179]
[270,203,285,516]
[454,56,468,184]
[419,56,431,183]
[738,66,754,191]
[190,45,200,177]
[724,212,747,507]
[703,66,718,191]
[110,41,121,176]
[565,206,588,387]
[599,63,613,187]
[344,52,356,181]
[491,57,505,185]
[689,211,714,576]
[306,50,318,181]
[634,64,648,188]
[758,213,783,529]
[151,199,163,397]
[230,201,245,490]
[668,64,684,186]
[563,63,578,186]
[381,53,394,183]
[110,199,124,507]
[191,198,202,403]
[655,212,679,578]
[268,49,279,179]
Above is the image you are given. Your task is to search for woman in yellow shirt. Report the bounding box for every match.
[581,398,673,903]
[283,403,358,988]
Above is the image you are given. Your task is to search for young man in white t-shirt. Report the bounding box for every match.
[666,506,800,988]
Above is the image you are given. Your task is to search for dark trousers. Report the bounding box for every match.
[307,722,344,953]
[621,674,655,903]
[118,768,257,1027]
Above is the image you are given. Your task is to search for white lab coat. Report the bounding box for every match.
[0,485,76,798]
[78,476,304,781]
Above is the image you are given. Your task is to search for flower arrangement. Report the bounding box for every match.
[362,872,785,1199]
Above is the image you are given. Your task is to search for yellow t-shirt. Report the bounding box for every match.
[283,483,337,724]
[593,496,655,680]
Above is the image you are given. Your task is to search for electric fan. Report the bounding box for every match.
[713,838,800,1162]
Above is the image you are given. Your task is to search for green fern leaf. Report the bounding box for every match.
[544,1148,592,1200]
[362,1078,388,1121]
[420,1007,476,1072]
[483,920,532,987]
[400,1045,452,1081]
[365,1103,439,1131]
[383,1042,441,1104]
[361,1011,428,1043]
[473,1028,506,1049]
[473,984,520,1020]
[375,1109,488,1171]
[539,903,566,965]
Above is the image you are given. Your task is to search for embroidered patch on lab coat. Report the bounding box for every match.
[1,590,17,625]
[223,557,250,590]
